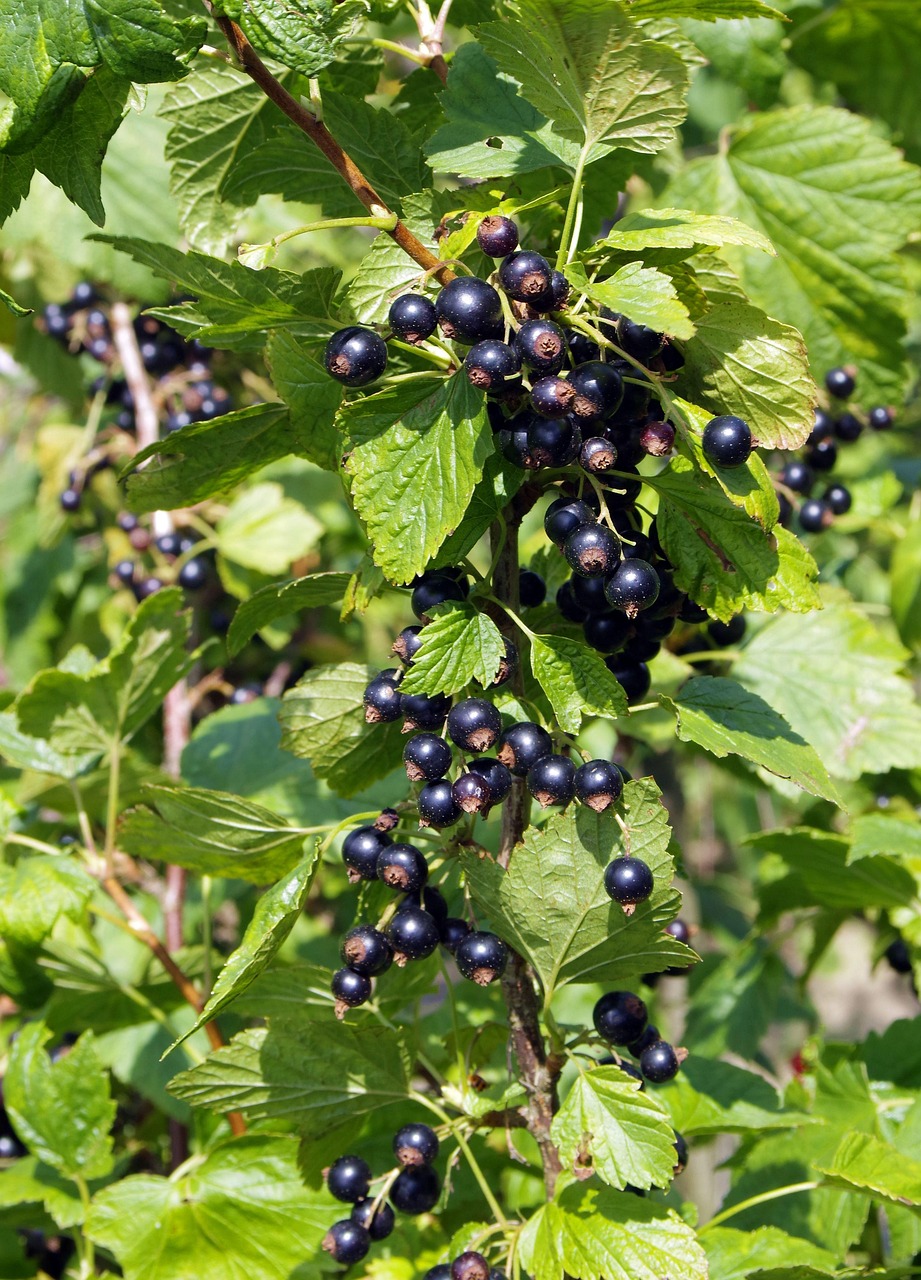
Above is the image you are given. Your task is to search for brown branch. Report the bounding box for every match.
[208,9,454,285]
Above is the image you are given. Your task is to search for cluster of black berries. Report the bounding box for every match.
[776,366,895,534]
[425,1251,507,1280]
[323,1125,442,1265]
[593,989,685,1084]
[109,510,213,602]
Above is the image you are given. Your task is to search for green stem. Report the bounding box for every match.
[103,744,121,875]
[389,337,453,369]
[701,1181,821,1233]
[73,1175,95,1278]
[240,213,399,262]
[4,832,64,856]
[556,144,590,270]
[202,874,214,999]
[417,1096,510,1226]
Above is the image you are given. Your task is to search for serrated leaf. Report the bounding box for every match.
[222,0,363,78]
[344,374,492,584]
[704,1227,839,1280]
[227,572,350,657]
[461,780,694,998]
[551,1066,677,1190]
[0,855,96,945]
[279,663,406,796]
[814,1131,921,1207]
[399,602,506,696]
[345,189,453,323]
[660,1056,808,1138]
[662,677,840,803]
[675,398,780,527]
[848,812,921,865]
[431,451,524,569]
[529,635,628,733]
[0,1155,110,1228]
[593,207,774,256]
[576,260,694,339]
[628,0,783,15]
[264,330,343,471]
[215,482,323,575]
[747,828,917,916]
[735,603,921,779]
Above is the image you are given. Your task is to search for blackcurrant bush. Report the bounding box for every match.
[886,938,912,974]
[363,670,403,724]
[393,1122,440,1167]
[806,438,837,472]
[701,414,753,468]
[325,326,388,387]
[593,991,648,1045]
[465,340,521,391]
[389,293,438,344]
[404,733,452,782]
[386,906,441,962]
[564,523,620,578]
[604,559,660,618]
[835,411,863,442]
[497,721,553,776]
[436,278,504,344]
[824,483,852,515]
[114,559,136,586]
[178,556,209,591]
[390,1163,441,1214]
[604,856,654,908]
[707,615,745,647]
[351,1198,396,1241]
[544,496,595,545]
[342,826,391,882]
[574,760,624,812]
[402,691,452,733]
[583,612,630,654]
[640,1040,681,1083]
[455,931,509,985]
[452,1252,490,1280]
[825,366,855,398]
[331,966,372,1010]
[447,698,501,753]
[869,405,894,430]
[567,361,624,421]
[59,487,82,513]
[810,407,834,441]
[377,842,428,894]
[323,1219,371,1265]
[617,317,664,362]
[417,780,462,829]
[519,569,547,608]
[453,771,493,815]
[556,579,589,623]
[781,460,813,495]
[799,498,833,533]
[606,658,651,704]
[411,574,466,621]
[527,416,581,467]
[580,436,617,473]
[476,215,519,258]
[468,756,513,804]
[393,625,424,663]
[328,1155,373,1203]
[341,925,394,976]
[514,319,567,374]
[640,419,675,457]
[498,250,553,304]
[527,753,576,807]
[530,375,574,418]
[440,917,471,953]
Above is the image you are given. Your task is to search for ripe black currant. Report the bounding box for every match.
[324,326,388,387]
[341,925,394,977]
[824,483,852,515]
[389,293,438,344]
[452,1252,490,1280]
[604,559,660,618]
[386,906,441,962]
[514,319,566,374]
[665,918,692,946]
[402,691,452,733]
[806,438,837,472]
[544,496,595,545]
[155,532,183,557]
[351,1198,396,1241]
[567,361,624,421]
[59,487,82,513]
[567,330,600,363]
[593,991,648,1045]
[781,461,813,494]
[707,615,745,647]
[799,498,833,533]
[640,1040,681,1083]
[455,931,509,985]
[572,573,611,613]
[497,721,553,776]
[574,760,624,812]
[527,753,576,807]
[404,733,452,782]
[604,856,654,909]
[886,938,912,974]
[606,658,651,704]
[811,407,834,441]
[550,270,571,308]
[498,250,553,304]
[447,698,502,753]
[390,1163,441,1214]
[564,523,620,578]
[323,1219,370,1265]
[411,574,466,621]
[519,569,547,608]
[363,670,403,724]
[527,416,581,467]
[640,419,675,457]
[393,1122,440,1166]
[452,771,493,815]
[331,967,372,1011]
[177,556,209,591]
[825,366,855,398]
[425,1268,453,1280]
[418,780,462,828]
[342,826,391,882]
[476,215,519,257]
[328,1155,373,1203]
[702,415,752,468]
[869,405,894,430]
[583,612,630,654]
[440,917,471,953]
[617,317,664,361]
[114,559,136,586]
[418,885,449,927]
[393,625,424,663]
[835,411,863,442]
[464,340,521,391]
[556,580,589,623]
[435,278,504,344]
[467,756,513,804]
[530,375,574,419]
[673,1132,689,1174]
[498,423,533,468]
[493,636,519,687]
[134,575,163,601]
[377,843,428,894]
[627,1023,661,1058]
[580,436,617,473]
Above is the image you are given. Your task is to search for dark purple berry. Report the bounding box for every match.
[799,498,833,533]
[567,361,624,421]
[665,919,692,946]
[389,293,438,344]
[452,1252,490,1280]
[386,906,440,962]
[583,612,630,654]
[436,278,504,344]
[323,1219,370,1264]
[869,406,894,430]
[390,1163,441,1214]
[342,826,391,882]
[781,460,813,494]
[498,250,553,304]
[377,843,428,894]
[556,579,588,623]
[402,691,452,733]
[835,411,863,442]
[341,925,394,976]
[465,340,521,391]
[886,938,912,974]
[114,559,136,585]
[707,615,745,647]
[616,317,664,362]
[544,496,595,545]
[447,698,501,753]
[574,760,624,812]
[363,670,403,724]
[639,420,675,457]
[527,415,581,466]
[440,917,471,953]
[563,523,620,578]
[550,270,571,308]
[806,438,837,472]
[351,1198,395,1241]
[580,436,617,473]
[604,856,654,908]
[404,733,452,782]
[824,483,852,515]
[331,967,372,1011]
[825,366,855,398]
[519,569,547,608]
[604,559,660,618]
[673,1132,689,1173]
[606,659,651,704]
[526,753,576,807]
[411,574,467,621]
[497,721,553,776]
[453,771,493,815]
[514,318,567,374]
[531,375,574,418]
[393,1122,439,1166]
[467,756,513,804]
[134,576,163,601]
[593,991,647,1045]
[325,326,388,386]
[572,572,611,613]
[455,931,508,985]
[60,487,82,512]
[417,780,462,829]
[393,625,424,662]
[178,556,209,591]
[328,1155,373,1203]
[640,1040,681,1083]
[702,415,752,468]
[476,215,519,257]
[627,1023,661,1058]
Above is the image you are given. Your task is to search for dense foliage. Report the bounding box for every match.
[2,0,921,1277]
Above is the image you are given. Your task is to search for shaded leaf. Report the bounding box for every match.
[399,602,506,695]
[529,634,628,733]
[227,573,351,657]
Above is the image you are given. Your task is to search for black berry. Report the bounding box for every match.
[418,780,462,828]
[331,966,372,1011]
[580,436,617,474]
[519,569,547,608]
[572,573,611,613]
[497,721,553,776]
[390,1163,441,1214]
[323,1219,370,1265]
[134,576,163,600]
[114,559,136,586]
[387,906,441,962]
[806,438,837,472]
[702,415,752,468]
[825,366,855,398]
[574,760,624,812]
[673,1132,689,1174]
[436,278,504,344]
[447,698,501,753]
[564,523,620,578]
[617,317,664,362]
[498,250,553,305]
[556,579,589,623]
[342,826,391,882]
[402,691,452,733]
[452,771,493,815]
[411,574,466,620]
[530,375,574,419]
[550,270,571,308]
[389,293,438,344]
[514,318,566,374]
[640,420,675,457]
[627,1023,661,1058]
[404,733,453,782]
[526,753,576,807]
[566,361,624,421]
[363,670,403,724]
[604,856,654,908]
[476,215,519,258]
[799,498,833,533]
[465,340,521,391]
[393,625,424,662]
[325,326,388,387]
[328,1155,373,1203]
[707,615,745,647]
[604,559,660,618]
[341,925,394,977]
[781,460,813,494]
[593,991,648,1045]
[425,1269,453,1280]
[665,918,692,946]
[452,1253,490,1280]
[869,405,894,430]
[886,938,912,974]
[351,1198,395,1241]
[583,612,630,654]
[544,496,595,545]
[178,556,209,591]
[834,411,863,442]
[60,487,82,513]
[393,1122,440,1166]
[824,483,852,515]
[640,1040,681,1083]
[440,917,471,953]
[467,756,513,804]
[455,931,509,985]
[527,415,581,467]
[606,659,651,704]
[377,842,428,894]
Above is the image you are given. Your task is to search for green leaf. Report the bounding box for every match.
[119,784,309,883]
[345,190,454,324]
[85,1135,337,1280]
[0,855,95,945]
[477,0,689,158]
[890,516,921,651]
[0,283,30,317]
[222,0,363,78]
[529,635,628,733]
[666,106,921,401]
[167,853,319,1054]
[814,1131,921,1207]
[551,1066,677,1190]
[430,452,524,569]
[651,455,820,621]
[734,603,921,779]
[399,602,506,696]
[592,206,774,256]
[681,15,787,108]
[4,1024,115,1180]
[0,712,78,777]
[265,331,343,471]
[848,812,921,865]
[0,1155,107,1228]
[279,663,406,797]
[343,374,492,584]
[215,482,323,575]
[662,677,840,803]
[703,1228,839,1280]
[227,572,351,657]
[575,261,694,339]
[627,0,783,15]
[519,1178,708,1280]
[676,397,781,526]
[747,828,917,915]
[461,780,694,998]
[661,1056,808,1137]
[682,939,784,1057]
[169,1019,412,1135]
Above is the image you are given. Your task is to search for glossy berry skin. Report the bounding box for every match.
[605,856,654,907]
[468,756,513,804]
[583,612,630,654]
[447,698,502,753]
[411,574,466,620]
[393,625,424,663]
[418,780,462,829]
[425,1269,453,1280]
[825,366,855,398]
[707,615,746,647]
[806,438,838,472]
[134,576,163,601]
[530,375,574,418]
[825,483,852,515]
[456,931,509,985]
[404,733,453,782]
[452,1252,490,1280]
[328,1155,373,1203]
[331,966,372,1009]
[702,415,752,468]
[402,691,452,733]
[780,461,813,494]
[515,319,567,374]
[389,293,437,344]
[544,496,595,545]
[527,753,576,807]
[572,573,611,613]
[575,760,624,812]
[799,498,832,533]
[835,411,863,442]
[519,569,547,608]
[387,906,441,961]
[604,559,660,618]
[377,843,428,894]
[325,326,387,387]
[441,917,471,953]
[605,659,651,705]
[498,721,553,776]
[639,419,676,457]
[617,317,664,362]
[394,1122,440,1166]
[60,487,82,512]
[465,340,521,391]
[323,1219,370,1264]
[477,215,519,257]
[363,670,402,724]
[114,559,136,586]
[178,556,209,591]
[593,991,648,1045]
[627,1023,661,1058]
[436,277,504,344]
[886,938,912,974]
[351,1198,395,1241]
[673,1132,689,1174]
[528,416,581,468]
[498,250,553,304]
[498,424,533,468]
[390,1163,441,1214]
[811,407,834,441]
[453,771,493,815]
[564,523,620,578]
[556,580,588,623]
[640,1040,681,1083]
[155,532,183,557]
[580,436,617,473]
[567,361,624,421]
[342,826,391,881]
[665,919,692,946]
[341,925,394,976]
[869,405,894,430]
